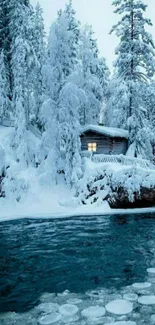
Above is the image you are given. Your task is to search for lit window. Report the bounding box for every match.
[88,143,97,152]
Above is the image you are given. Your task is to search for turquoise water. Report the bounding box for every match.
[0,214,155,324]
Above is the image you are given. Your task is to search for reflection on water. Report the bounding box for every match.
[0,214,155,314]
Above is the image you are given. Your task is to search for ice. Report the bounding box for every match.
[59,304,79,316]
[123,293,138,302]
[105,299,133,315]
[111,320,137,325]
[151,314,155,323]
[138,295,155,305]
[81,306,106,318]
[38,313,61,324]
[62,314,80,323]
[132,282,151,290]
[67,298,82,304]
[36,303,59,313]
[147,268,155,275]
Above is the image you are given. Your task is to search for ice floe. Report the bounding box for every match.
[105,299,133,315]
[81,306,106,318]
[132,282,151,290]
[138,295,155,305]
[147,268,155,275]
[38,313,61,325]
[36,302,59,313]
[123,293,138,302]
[67,298,82,305]
[59,304,79,316]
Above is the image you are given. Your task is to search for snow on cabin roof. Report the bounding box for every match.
[80,125,129,139]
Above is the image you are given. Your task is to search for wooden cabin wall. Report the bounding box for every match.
[80,132,128,155]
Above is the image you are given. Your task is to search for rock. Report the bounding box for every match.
[105,299,133,315]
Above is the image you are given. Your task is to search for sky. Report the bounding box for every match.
[31,0,155,70]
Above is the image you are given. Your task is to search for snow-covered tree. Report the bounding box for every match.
[31,2,46,124]
[110,0,155,158]
[77,25,103,125]
[10,0,38,163]
[0,50,10,120]
[58,82,82,186]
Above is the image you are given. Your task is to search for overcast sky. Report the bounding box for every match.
[30,0,155,70]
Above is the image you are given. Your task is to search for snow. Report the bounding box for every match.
[59,304,79,316]
[81,306,106,318]
[0,126,155,223]
[81,124,129,139]
[105,299,133,315]
[138,296,155,305]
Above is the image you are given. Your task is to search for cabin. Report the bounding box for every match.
[80,124,129,155]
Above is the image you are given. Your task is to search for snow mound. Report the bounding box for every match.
[138,295,155,305]
[147,268,155,275]
[105,299,133,315]
[132,282,151,290]
[36,303,59,313]
[67,298,82,305]
[81,306,106,318]
[59,304,79,316]
[123,293,138,302]
[38,313,61,324]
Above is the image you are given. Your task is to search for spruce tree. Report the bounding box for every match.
[110,0,155,158]
[0,50,10,120]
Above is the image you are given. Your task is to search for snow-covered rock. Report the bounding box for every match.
[81,306,106,318]
[105,299,133,315]
[59,304,79,316]
[138,295,155,305]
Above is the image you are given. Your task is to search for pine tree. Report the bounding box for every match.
[110,0,155,158]
[41,1,81,183]
[31,2,46,125]
[78,25,103,125]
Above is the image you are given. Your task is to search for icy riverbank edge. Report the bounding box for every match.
[0,200,155,223]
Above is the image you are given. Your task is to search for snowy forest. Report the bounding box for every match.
[0,0,155,212]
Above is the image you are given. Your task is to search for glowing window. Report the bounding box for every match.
[88,143,97,152]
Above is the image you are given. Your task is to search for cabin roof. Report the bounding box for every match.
[80,124,129,139]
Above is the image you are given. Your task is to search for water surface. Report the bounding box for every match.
[0,214,155,313]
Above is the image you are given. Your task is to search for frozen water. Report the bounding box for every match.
[36,302,59,313]
[67,298,82,305]
[81,306,106,318]
[112,322,136,325]
[138,295,155,305]
[59,304,79,316]
[38,313,61,324]
[123,294,138,302]
[105,299,133,315]
[147,268,155,275]
[132,282,151,290]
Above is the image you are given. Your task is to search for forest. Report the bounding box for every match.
[0,0,155,213]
